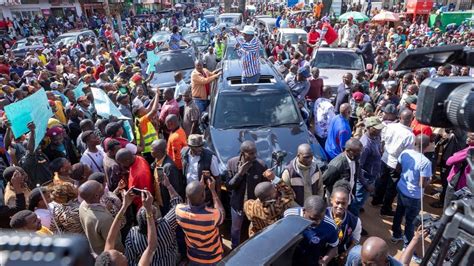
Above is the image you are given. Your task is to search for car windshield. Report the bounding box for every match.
[205,16,216,24]
[282,33,307,44]
[213,91,301,129]
[224,45,266,60]
[151,32,171,43]
[184,34,210,46]
[54,35,76,46]
[219,16,239,25]
[311,51,364,70]
[155,52,194,73]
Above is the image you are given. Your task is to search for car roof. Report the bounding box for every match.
[219,59,288,92]
[316,47,359,53]
[278,28,307,34]
[256,17,277,23]
[219,13,241,17]
[59,29,94,36]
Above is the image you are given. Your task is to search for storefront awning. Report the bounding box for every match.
[406,0,434,15]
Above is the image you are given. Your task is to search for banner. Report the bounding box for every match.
[146,50,160,74]
[91,88,134,141]
[73,82,86,99]
[5,89,53,149]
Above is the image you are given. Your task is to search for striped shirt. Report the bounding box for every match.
[125,196,182,266]
[243,178,296,236]
[176,203,224,264]
[235,36,261,77]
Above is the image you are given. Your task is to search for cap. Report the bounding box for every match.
[187,134,204,147]
[50,81,60,89]
[242,25,255,35]
[297,67,310,78]
[348,16,354,21]
[365,116,385,130]
[382,103,397,115]
[131,73,143,83]
[132,66,141,73]
[352,92,364,102]
[46,126,64,137]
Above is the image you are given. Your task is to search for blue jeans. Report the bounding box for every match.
[242,73,260,84]
[231,208,244,249]
[392,189,421,247]
[194,99,209,114]
[349,181,370,217]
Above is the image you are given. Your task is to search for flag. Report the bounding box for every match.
[322,23,338,45]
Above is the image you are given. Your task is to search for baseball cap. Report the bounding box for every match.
[365,117,385,130]
[297,67,310,78]
[352,92,364,102]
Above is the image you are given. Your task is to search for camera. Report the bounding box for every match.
[393,45,474,131]
[272,150,287,166]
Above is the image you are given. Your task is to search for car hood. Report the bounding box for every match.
[318,68,359,87]
[208,125,311,168]
[150,68,193,88]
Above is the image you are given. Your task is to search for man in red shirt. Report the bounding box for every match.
[307,26,320,55]
[94,57,106,80]
[115,148,154,207]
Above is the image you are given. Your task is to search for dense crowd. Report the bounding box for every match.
[0,2,473,266]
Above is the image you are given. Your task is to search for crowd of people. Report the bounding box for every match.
[0,2,473,266]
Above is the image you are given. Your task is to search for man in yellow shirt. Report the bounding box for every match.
[10,210,53,235]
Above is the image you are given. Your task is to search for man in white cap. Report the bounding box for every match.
[235,25,261,84]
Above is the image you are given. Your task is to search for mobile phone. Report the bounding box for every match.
[202,170,211,182]
[156,167,164,182]
[131,187,147,194]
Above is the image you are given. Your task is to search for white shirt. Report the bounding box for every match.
[80,147,105,173]
[314,98,336,138]
[185,153,220,184]
[382,123,415,168]
[174,80,189,108]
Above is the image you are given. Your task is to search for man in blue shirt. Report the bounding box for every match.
[284,195,338,265]
[325,103,352,159]
[392,134,431,250]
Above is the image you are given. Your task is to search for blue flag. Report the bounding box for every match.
[73,82,86,99]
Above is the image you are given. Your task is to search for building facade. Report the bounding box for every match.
[0,0,82,20]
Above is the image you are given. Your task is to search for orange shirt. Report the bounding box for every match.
[167,127,187,170]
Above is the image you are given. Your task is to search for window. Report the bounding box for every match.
[311,51,364,70]
[213,91,300,129]
[154,52,194,73]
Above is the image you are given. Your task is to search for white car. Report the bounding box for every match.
[217,13,244,30]
[276,28,307,48]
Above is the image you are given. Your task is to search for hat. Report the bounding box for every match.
[297,67,310,78]
[50,81,60,89]
[81,130,95,143]
[132,66,141,73]
[365,117,385,130]
[46,126,64,137]
[382,103,397,115]
[348,17,354,21]
[105,122,122,137]
[242,25,255,35]
[187,134,204,147]
[23,70,34,77]
[352,92,364,102]
[131,73,143,83]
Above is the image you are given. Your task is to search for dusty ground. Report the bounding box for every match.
[219,182,444,265]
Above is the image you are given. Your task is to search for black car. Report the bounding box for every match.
[203,58,327,174]
[149,48,195,99]
[220,215,313,265]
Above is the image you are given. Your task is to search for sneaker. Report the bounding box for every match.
[380,209,395,218]
[412,254,423,264]
[361,228,368,236]
[390,236,403,243]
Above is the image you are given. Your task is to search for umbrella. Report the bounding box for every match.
[339,11,370,23]
[372,11,400,22]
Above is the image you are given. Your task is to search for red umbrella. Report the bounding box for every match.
[372,11,400,22]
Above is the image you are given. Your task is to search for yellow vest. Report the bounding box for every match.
[135,120,158,153]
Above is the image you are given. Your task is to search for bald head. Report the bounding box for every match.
[345,138,363,151]
[400,109,414,126]
[297,143,312,155]
[115,148,135,168]
[361,237,389,265]
[240,140,257,162]
[151,139,167,160]
[340,103,351,119]
[240,140,256,152]
[186,181,205,206]
[165,114,179,131]
[78,180,103,204]
[254,182,275,201]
